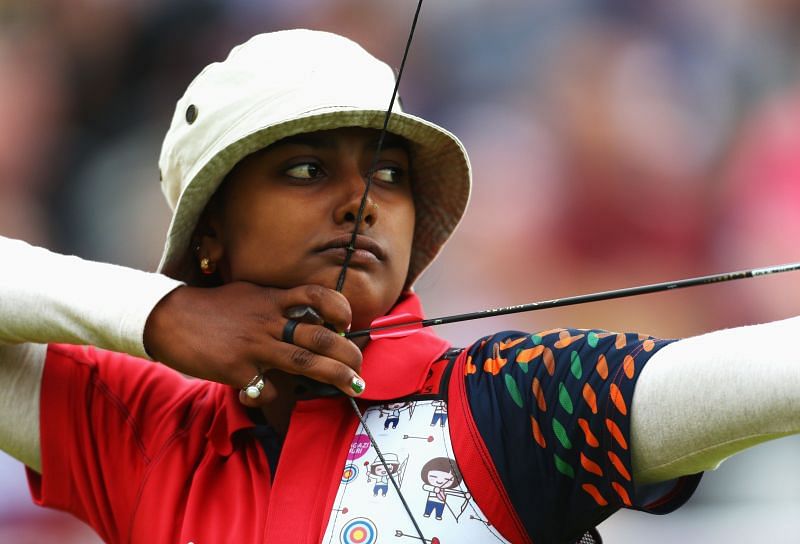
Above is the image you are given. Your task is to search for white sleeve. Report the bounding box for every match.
[0,235,183,470]
[0,343,45,471]
[631,315,800,484]
[0,235,183,357]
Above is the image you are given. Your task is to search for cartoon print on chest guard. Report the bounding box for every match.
[429,400,447,427]
[379,401,413,430]
[365,453,408,497]
[420,457,471,521]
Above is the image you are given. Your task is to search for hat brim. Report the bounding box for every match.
[157,107,471,288]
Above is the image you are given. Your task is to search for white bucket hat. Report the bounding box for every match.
[157,29,471,287]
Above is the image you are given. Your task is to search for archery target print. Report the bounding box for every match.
[342,463,359,483]
[339,517,378,544]
[322,400,509,543]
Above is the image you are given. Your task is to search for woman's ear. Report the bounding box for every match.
[197,221,225,264]
[193,206,226,279]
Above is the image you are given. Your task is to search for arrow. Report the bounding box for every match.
[402,434,435,442]
[346,262,800,340]
[395,530,440,543]
[469,514,490,527]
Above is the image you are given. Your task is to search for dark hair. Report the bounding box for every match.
[420,457,462,488]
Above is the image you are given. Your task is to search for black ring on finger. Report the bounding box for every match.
[282,318,300,344]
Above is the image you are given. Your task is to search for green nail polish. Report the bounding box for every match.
[351,376,366,394]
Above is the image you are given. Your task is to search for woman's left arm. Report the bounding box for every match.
[631,315,800,484]
[454,318,800,542]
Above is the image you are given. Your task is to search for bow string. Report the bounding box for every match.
[334,1,427,541]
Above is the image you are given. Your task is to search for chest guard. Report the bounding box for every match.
[321,348,602,544]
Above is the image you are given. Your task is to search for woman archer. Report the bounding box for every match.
[1,29,800,544]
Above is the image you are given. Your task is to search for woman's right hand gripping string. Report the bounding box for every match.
[142,282,365,406]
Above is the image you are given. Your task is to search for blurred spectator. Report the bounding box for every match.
[0,29,65,245]
[715,86,800,323]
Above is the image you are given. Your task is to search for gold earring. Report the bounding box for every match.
[199,257,214,275]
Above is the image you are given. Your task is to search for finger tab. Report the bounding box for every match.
[286,305,324,325]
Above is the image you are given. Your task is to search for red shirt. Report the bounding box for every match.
[28,293,450,543]
[27,292,697,542]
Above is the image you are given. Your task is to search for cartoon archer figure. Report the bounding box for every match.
[420,457,471,521]
[430,400,447,427]
[378,401,412,430]
[366,453,407,497]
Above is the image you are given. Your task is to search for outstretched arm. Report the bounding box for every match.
[456,318,800,542]
[631,315,800,484]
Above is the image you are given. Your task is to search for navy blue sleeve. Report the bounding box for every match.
[463,328,701,543]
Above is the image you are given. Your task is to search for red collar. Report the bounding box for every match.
[207,291,450,455]
[358,291,451,400]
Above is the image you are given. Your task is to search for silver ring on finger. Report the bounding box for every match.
[243,374,266,399]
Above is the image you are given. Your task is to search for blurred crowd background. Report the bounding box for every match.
[1,0,799,542]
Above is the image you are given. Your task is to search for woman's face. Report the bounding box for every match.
[202,127,415,329]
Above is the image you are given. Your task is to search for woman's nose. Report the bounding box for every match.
[333,170,379,228]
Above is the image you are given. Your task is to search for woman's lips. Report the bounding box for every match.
[316,234,386,265]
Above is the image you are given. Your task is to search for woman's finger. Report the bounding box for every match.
[257,339,365,397]
[289,322,362,371]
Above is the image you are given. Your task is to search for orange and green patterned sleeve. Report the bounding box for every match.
[463,328,701,543]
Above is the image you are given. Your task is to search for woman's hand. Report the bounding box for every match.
[143,282,363,405]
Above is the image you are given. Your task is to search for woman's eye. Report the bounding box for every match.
[371,166,403,184]
[285,163,322,180]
